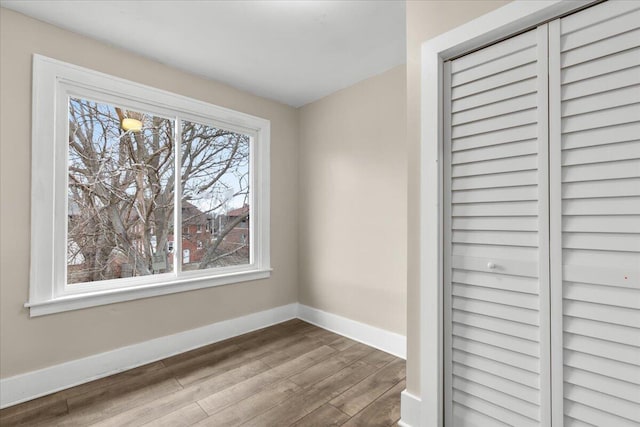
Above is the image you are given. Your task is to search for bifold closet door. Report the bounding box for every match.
[549,1,640,426]
[443,25,550,426]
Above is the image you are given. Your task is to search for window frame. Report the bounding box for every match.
[27,55,271,317]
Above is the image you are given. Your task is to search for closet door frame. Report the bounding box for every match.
[416,2,599,426]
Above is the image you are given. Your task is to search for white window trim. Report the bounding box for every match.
[417,1,597,426]
[27,54,271,317]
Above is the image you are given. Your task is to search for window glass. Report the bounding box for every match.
[67,97,174,284]
[180,120,250,271]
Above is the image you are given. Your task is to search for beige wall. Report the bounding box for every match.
[298,65,407,335]
[0,8,299,378]
[0,1,514,388]
[405,0,510,394]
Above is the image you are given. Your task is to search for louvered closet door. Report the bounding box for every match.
[444,26,550,427]
[549,1,640,426]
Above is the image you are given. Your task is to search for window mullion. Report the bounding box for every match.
[249,135,256,266]
[174,117,183,277]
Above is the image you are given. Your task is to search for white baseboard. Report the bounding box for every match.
[296,304,406,359]
[0,303,298,409]
[400,389,421,427]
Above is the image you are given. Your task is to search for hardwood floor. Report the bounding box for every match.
[0,320,405,426]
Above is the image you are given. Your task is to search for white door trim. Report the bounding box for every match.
[418,1,597,426]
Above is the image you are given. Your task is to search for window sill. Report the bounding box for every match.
[25,268,272,317]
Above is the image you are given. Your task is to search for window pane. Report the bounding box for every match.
[181,120,250,271]
[67,97,175,284]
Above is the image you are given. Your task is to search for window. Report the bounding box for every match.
[28,55,271,316]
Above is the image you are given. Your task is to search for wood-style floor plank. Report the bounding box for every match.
[140,403,208,427]
[170,344,265,386]
[0,395,68,426]
[288,342,373,388]
[326,335,359,351]
[197,345,335,415]
[194,380,300,426]
[58,374,184,427]
[359,347,397,369]
[265,344,336,377]
[330,358,406,416]
[242,360,379,427]
[0,321,405,427]
[291,403,351,427]
[259,336,326,367]
[341,379,406,427]
[90,360,270,427]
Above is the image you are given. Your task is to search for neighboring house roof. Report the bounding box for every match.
[71,196,216,227]
[227,205,249,218]
[182,200,213,226]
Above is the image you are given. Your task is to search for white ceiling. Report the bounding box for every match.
[1,0,406,107]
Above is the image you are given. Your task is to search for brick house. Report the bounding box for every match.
[168,202,249,268]
[168,201,214,267]
[222,205,249,249]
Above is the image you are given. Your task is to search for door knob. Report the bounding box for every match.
[487,262,496,270]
